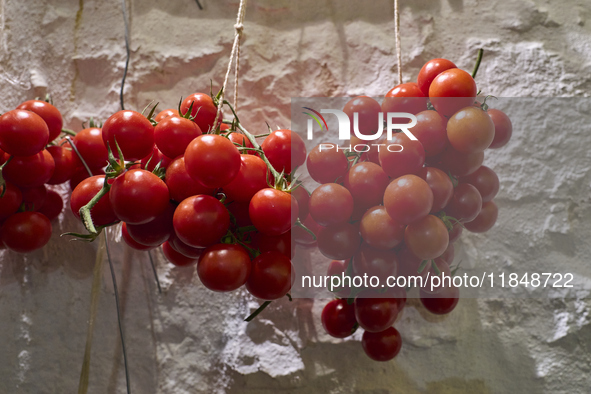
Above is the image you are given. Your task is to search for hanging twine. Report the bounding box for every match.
[213,0,248,130]
[394,0,402,85]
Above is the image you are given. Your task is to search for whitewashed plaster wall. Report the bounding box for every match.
[0,0,591,393]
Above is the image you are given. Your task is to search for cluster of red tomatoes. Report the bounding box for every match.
[302,58,512,362]
[0,100,72,253]
[67,93,305,301]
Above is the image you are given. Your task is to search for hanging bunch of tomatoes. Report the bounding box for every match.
[303,55,512,362]
[0,100,74,253]
[65,92,304,302]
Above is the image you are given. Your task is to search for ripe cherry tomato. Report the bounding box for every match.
[69,166,105,191]
[309,183,354,226]
[3,149,55,188]
[306,143,349,184]
[344,162,389,209]
[355,294,399,333]
[326,259,350,297]
[362,327,402,362]
[444,183,482,223]
[252,231,294,259]
[21,185,47,211]
[180,93,218,133]
[46,145,75,185]
[321,299,357,338]
[70,128,108,169]
[438,146,484,177]
[169,234,204,259]
[173,195,230,248]
[404,214,449,260]
[381,82,427,116]
[409,110,448,157]
[109,169,170,224]
[383,175,433,225]
[416,167,454,213]
[246,251,294,300]
[249,188,297,236]
[126,203,175,247]
[165,156,215,203]
[223,155,269,202]
[71,175,119,226]
[429,68,477,117]
[292,215,322,247]
[261,129,306,174]
[17,100,63,142]
[487,108,513,149]
[184,134,241,188]
[154,115,202,159]
[154,108,179,123]
[420,285,459,315]
[290,185,310,221]
[102,110,155,161]
[1,212,52,253]
[343,96,381,136]
[227,132,254,153]
[359,206,405,250]
[317,223,361,260]
[417,58,457,96]
[162,241,197,267]
[379,132,425,179]
[464,200,498,233]
[197,243,251,292]
[353,243,398,283]
[460,165,499,202]
[140,146,173,172]
[447,106,495,153]
[121,222,154,251]
[37,189,64,221]
[0,109,49,156]
[0,183,22,221]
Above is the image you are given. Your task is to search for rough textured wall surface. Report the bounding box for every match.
[0,0,590,393]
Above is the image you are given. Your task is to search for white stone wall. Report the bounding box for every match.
[0,0,590,393]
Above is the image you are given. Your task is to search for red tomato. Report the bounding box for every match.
[20,185,47,211]
[3,149,55,188]
[227,132,254,153]
[292,215,322,247]
[355,294,399,333]
[197,243,251,292]
[429,68,477,117]
[306,143,349,184]
[1,212,52,253]
[126,203,175,247]
[0,109,49,156]
[69,166,105,191]
[444,183,483,223]
[381,82,427,116]
[16,100,63,142]
[246,251,294,300]
[438,146,484,177]
[409,110,448,157]
[309,183,354,226]
[321,299,357,338]
[326,259,350,297]
[72,128,109,169]
[344,162,389,209]
[162,241,197,267]
[383,175,433,225]
[154,108,179,123]
[154,115,202,159]
[343,96,381,136]
[362,327,402,362]
[165,156,215,203]
[416,167,454,213]
[102,110,155,161]
[420,285,459,315]
[46,145,75,185]
[404,214,449,260]
[184,134,241,188]
[249,188,297,236]
[223,155,269,202]
[169,234,204,259]
[464,200,498,233]
[180,93,218,133]
[173,195,230,248]
[353,243,398,283]
[0,183,22,221]
[487,108,513,149]
[447,106,495,153]
[417,58,457,96]
[252,231,294,259]
[37,189,64,221]
[379,132,425,179]
[359,206,405,250]
[261,129,307,174]
[140,146,173,172]
[109,169,170,224]
[121,222,154,251]
[290,185,310,221]
[460,165,499,202]
[70,175,118,226]
[317,223,361,260]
